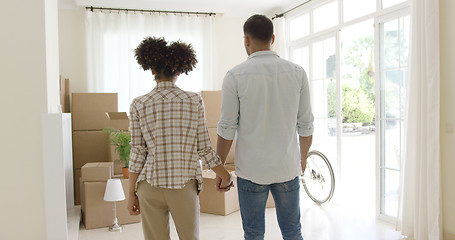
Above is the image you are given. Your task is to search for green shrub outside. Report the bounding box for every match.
[327,80,375,125]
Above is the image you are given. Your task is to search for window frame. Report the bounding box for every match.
[374,7,411,224]
[284,0,410,224]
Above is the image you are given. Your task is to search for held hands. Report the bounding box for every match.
[215,173,234,192]
[127,193,141,215]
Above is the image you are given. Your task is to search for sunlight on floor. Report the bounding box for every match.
[79,191,403,240]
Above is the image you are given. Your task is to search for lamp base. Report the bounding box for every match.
[108,217,123,232]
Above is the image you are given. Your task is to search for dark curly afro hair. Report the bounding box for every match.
[134,37,198,79]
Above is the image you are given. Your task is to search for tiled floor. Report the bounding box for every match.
[78,192,404,240]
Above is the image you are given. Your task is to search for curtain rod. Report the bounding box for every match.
[85,6,216,16]
[272,0,313,20]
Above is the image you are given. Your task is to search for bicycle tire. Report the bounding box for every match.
[301,150,335,204]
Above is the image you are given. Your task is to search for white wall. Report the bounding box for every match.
[440,0,455,239]
[45,0,61,113]
[58,7,87,94]
[213,15,249,87]
[0,0,59,239]
[58,9,248,94]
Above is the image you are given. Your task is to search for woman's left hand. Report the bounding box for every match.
[127,194,141,215]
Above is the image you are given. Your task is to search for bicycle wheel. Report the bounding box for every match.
[301,150,335,204]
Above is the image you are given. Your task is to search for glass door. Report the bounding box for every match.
[290,34,339,192]
[376,12,410,220]
[310,36,338,172]
[340,19,376,214]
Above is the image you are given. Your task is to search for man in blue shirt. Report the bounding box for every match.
[216,15,314,240]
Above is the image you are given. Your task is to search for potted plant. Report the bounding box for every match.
[103,127,131,178]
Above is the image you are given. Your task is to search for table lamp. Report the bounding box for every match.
[104,179,126,232]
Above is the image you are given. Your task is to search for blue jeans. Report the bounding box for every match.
[237,177,303,240]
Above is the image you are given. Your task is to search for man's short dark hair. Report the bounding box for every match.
[243,14,274,43]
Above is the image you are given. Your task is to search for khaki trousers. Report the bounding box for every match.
[136,180,200,240]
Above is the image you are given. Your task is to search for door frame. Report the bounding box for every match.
[374,6,410,224]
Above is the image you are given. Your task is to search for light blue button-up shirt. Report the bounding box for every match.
[217,50,314,184]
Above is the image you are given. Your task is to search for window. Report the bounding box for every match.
[289,14,310,41]
[340,20,376,210]
[291,36,339,174]
[86,11,214,112]
[378,14,410,218]
[285,0,410,223]
[313,1,338,32]
[382,0,407,9]
[343,0,376,22]
[311,37,338,165]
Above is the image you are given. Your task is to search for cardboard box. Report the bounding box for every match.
[59,76,70,113]
[81,178,141,229]
[72,93,118,131]
[64,78,70,113]
[105,112,129,131]
[74,169,81,205]
[201,91,222,128]
[199,170,239,215]
[207,127,235,165]
[72,131,110,169]
[81,162,113,182]
[80,177,85,210]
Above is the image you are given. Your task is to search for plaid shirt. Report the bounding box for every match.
[129,81,222,191]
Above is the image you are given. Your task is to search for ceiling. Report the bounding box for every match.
[59,0,307,17]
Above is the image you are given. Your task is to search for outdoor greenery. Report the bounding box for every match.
[327,80,375,125]
[343,36,375,103]
[342,86,375,123]
[327,79,337,119]
[327,35,376,125]
[103,127,131,168]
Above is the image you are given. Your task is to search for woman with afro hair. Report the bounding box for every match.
[127,37,233,240]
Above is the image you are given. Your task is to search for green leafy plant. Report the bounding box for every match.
[342,86,375,124]
[103,127,131,168]
[343,36,375,102]
[327,82,375,125]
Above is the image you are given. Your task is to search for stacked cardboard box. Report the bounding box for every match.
[199,170,239,215]
[72,93,129,204]
[59,76,70,113]
[199,91,275,215]
[202,91,236,171]
[73,91,273,216]
[80,162,140,229]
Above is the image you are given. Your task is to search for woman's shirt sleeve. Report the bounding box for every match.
[128,100,147,173]
[197,95,222,169]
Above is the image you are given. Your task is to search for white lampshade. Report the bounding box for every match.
[104,179,126,202]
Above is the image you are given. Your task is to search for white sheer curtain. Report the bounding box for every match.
[272,17,289,60]
[397,0,442,239]
[86,10,214,112]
